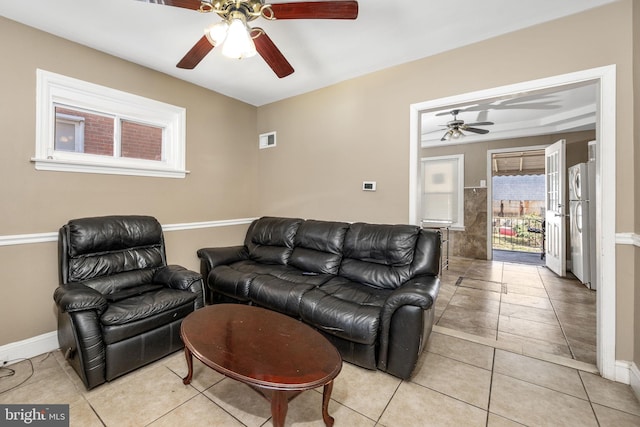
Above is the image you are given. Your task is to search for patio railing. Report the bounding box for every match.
[492,216,544,253]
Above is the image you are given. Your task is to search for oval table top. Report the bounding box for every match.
[180,304,342,391]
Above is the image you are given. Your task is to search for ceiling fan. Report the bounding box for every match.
[139,0,359,78]
[439,109,494,141]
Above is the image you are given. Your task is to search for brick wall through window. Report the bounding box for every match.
[55,106,162,160]
[121,120,162,161]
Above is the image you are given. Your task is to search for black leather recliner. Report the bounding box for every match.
[54,215,204,389]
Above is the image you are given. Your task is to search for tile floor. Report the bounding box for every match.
[1,258,638,426]
[437,256,597,366]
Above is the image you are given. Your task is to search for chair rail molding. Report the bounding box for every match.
[615,232,640,247]
[0,217,258,247]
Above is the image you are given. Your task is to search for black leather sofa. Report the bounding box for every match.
[197,217,441,379]
[54,215,205,389]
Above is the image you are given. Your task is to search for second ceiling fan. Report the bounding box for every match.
[140,0,359,78]
[439,109,494,141]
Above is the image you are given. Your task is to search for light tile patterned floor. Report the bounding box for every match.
[437,257,597,365]
[0,258,637,426]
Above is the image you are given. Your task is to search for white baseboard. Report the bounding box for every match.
[0,331,59,365]
[631,362,640,402]
[615,359,631,384]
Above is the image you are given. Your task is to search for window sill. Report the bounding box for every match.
[31,157,189,179]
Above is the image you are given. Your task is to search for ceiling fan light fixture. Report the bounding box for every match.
[205,21,229,46]
[221,16,257,59]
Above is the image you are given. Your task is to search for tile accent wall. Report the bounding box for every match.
[450,188,488,259]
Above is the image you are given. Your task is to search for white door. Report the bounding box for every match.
[545,139,567,277]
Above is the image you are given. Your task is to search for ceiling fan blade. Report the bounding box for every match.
[177,35,214,69]
[441,130,452,141]
[252,29,295,78]
[136,0,202,10]
[464,127,490,134]
[269,1,358,19]
[465,121,494,126]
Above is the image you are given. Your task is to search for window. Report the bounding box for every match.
[420,154,464,228]
[34,69,187,178]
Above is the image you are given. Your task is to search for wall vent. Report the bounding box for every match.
[259,132,276,149]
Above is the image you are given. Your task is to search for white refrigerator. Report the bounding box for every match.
[568,162,593,288]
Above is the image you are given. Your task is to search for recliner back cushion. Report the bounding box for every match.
[62,216,166,286]
[339,223,420,290]
[289,220,349,274]
[244,217,303,265]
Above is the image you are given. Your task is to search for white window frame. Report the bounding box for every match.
[420,154,465,229]
[34,69,187,178]
[54,112,85,153]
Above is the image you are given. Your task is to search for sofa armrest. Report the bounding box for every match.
[153,265,205,308]
[197,245,248,279]
[53,282,108,314]
[384,276,439,312]
[377,275,440,370]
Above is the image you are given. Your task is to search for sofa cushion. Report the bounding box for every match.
[209,260,292,300]
[339,223,420,290]
[410,229,442,277]
[102,299,194,345]
[289,220,349,274]
[299,277,390,345]
[79,270,156,296]
[244,217,303,265]
[100,288,196,326]
[248,275,319,317]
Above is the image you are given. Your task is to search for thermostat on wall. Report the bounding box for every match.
[259,131,276,149]
[362,181,377,191]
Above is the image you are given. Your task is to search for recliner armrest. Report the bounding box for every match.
[154,265,201,290]
[54,283,108,314]
[154,265,205,309]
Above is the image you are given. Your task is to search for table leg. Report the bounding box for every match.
[270,391,288,427]
[322,380,335,427]
[182,346,193,385]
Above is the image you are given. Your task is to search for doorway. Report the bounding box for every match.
[409,65,617,380]
[489,148,546,266]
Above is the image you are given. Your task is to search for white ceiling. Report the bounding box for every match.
[0,0,617,107]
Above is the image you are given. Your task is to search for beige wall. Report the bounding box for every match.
[258,2,635,228]
[0,17,257,345]
[256,2,636,361]
[421,131,594,188]
[420,131,593,261]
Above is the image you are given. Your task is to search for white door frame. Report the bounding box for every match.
[409,65,617,380]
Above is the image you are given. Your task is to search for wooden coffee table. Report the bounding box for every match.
[180,304,342,427]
